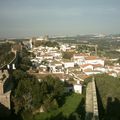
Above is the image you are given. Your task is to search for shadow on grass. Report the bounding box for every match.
[49,97,85,120]
[56,92,73,107]
[49,94,85,120]
[96,83,105,120]
[104,97,120,120]
[67,97,85,120]
[75,98,85,120]
[96,81,120,120]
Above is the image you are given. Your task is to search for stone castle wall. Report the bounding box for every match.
[0,70,11,110]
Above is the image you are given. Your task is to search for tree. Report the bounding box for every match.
[12,70,26,88]
[0,43,15,67]
[34,41,59,48]
[12,74,65,116]
[17,47,32,71]
[62,52,74,59]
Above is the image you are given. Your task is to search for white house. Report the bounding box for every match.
[73,81,82,94]
[36,55,43,61]
[60,44,71,52]
[84,69,102,75]
[43,55,53,60]
[94,67,107,73]
[48,61,64,73]
[73,53,90,65]
[108,71,118,77]
[29,39,33,49]
[85,56,104,66]
[65,80,82,94]
[39,65,47,72]
[80,64,94,72]
[49,65,56,73]
[62,61,75,68]
[52,52,62,59]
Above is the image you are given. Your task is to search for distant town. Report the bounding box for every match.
[0,34,120,120]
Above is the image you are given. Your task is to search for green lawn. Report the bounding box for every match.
[33,93,83,120]
[59,93,83,117]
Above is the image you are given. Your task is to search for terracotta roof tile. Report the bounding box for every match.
[85,56,98,60]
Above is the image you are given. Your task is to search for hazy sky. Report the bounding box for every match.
[0,0,120,38]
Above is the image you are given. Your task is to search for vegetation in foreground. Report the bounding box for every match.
[26,93,84,120]
[10,46,85,120]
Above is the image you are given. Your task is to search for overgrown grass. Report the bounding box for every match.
[59,93,83,117]
[33,93,83,120]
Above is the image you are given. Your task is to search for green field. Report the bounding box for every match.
[33,93,83,120]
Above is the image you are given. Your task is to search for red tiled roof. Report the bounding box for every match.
[93,64,103,67]
[74,53,89,57]
[80,63,103,68]
[80,64,93,68]
[84,69,93,72]
[85,56,98,60]
[79,75,90,80]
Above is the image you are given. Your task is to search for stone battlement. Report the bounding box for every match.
[0,91,11,109]
[85,77,99,120]
[0,70,9,82]
[0,70,11,115]
[0,70,9,95]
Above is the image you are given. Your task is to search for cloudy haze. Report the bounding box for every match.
[0,0,120,38]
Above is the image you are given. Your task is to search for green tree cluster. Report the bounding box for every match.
[12,74,65,116]
[34,41,59,48]
[62,52,74,60]
[0,43,15,67]
[17,47,32,71]
[77,45,95,53]
[11,44,66,120]
[104,51,120,59]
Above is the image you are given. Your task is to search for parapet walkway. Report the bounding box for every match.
[85,78,99,120]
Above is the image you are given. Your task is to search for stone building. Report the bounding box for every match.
[0,70,11,116]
